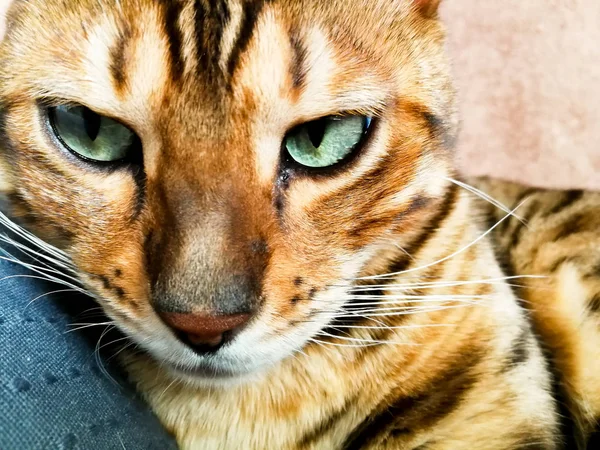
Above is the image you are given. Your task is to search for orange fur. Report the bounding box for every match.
[0,1,595,449]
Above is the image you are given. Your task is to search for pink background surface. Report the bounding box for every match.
[441,0,600,190]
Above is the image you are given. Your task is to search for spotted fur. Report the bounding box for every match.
[0,0,596,449]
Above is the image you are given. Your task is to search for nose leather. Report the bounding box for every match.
[160,312,250,345]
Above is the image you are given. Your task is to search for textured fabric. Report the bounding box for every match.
[0,247,178,450]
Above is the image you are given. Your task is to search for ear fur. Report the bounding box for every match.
[0,0,16,41]
[414,0,442,18]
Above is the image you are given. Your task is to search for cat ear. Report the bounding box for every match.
[413,0,442,17]
[0,0,17,40]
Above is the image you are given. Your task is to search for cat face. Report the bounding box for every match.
[0,0,455,382]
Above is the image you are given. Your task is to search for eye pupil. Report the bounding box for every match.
[307,119,327,148]
[82,107,101,141]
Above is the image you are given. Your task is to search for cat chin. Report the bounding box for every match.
[164,361,272,389]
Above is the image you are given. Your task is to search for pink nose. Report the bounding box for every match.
[160,312,251,351]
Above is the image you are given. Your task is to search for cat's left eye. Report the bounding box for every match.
[48,105,138,163]
[284,115,372,169]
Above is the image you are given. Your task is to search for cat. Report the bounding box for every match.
[0,0,598,448]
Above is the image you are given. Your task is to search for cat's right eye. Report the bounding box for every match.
[48,105,138,163]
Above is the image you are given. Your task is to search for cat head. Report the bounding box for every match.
[0,0,456,382]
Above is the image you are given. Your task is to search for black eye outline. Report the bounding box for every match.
[280,114,377,178]
[45,104,143,169]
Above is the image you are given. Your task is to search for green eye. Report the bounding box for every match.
[49,105,137,163]
[284,115,372,168]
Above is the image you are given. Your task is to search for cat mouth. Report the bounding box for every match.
[168,362,241,380]
[153,344,258,381]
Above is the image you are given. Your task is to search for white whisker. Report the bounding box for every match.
[359,201,528,280]
[445,177,527,225]
[25,288,79,308]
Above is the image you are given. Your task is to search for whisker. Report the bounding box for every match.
[445,176,527,225]
[335,303,484,319]
[0,253,88,295]
[0,211,72,264]
[25,288,79,309]
[343,275,546,291]
[65,321,116,334]
[94,325,122,387]
[156,378,181,402]
[308,337,422,349]
[359,201,528,281]
[328,323,455,330]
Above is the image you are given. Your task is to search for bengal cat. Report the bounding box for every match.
[0,0,598,449]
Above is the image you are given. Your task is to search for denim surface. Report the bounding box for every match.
[0,246,178,449]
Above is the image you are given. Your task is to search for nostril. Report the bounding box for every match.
[158,312,251,353]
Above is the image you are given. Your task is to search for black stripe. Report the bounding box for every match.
[227,0,269,78]
[385,183,459,275]
[552,213,587,242]
[541,342,580,449]
[298,396,359,447]
[109,24,132,92]
[501,326,530,374]
[193,0,208,71]
[213,0,231,74]
[496,188,536,236]
[161,0,185,81]
[289,29,308,89]
[588,424,600,449]
[589,293,600,313]
[342,346,483,450]
[544,190,584,218]
[324,186,458,335]
[194,0,231,81]
[508,199,540,249]
[490,211,578,448]
[423,111,455,150]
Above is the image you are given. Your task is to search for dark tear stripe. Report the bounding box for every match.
[342,346,484,450]
[543,190,584,218]
[161,0,186,81]
[297,395,359,448]
[289,28,308,89]
[226,0,270,80]
[129,157,147,222]
[109,23,133,93]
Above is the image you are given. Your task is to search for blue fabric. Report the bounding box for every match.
[0,246,178,449]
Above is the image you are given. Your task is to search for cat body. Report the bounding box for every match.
[0,0,598,449]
